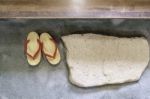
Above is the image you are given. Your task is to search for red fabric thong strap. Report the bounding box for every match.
[24,39,41,60]
[41,38,57,59]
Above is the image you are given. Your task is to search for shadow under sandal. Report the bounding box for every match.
[24,32,41,66]
[40,33,61,65]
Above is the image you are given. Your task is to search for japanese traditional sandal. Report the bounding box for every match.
[24,32,41,66]
[40,33,61,65]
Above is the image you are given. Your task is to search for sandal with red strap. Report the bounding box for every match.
[40,33,61,65]
[24,32,42,66]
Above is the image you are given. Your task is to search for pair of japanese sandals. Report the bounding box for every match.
[24,32,61,66]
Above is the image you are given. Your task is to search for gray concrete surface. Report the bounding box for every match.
[0,19,149,99]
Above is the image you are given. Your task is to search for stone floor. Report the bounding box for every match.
[0,19,149,99]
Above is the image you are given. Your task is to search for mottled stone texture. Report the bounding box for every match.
[62,34,149,87]
[0,19,149,99]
